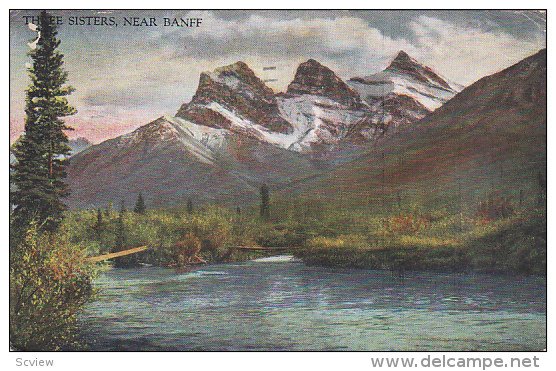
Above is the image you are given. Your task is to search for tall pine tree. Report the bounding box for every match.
[114,200,126,251]
[11,11,76,232]
[133,193,146,214]
[94,208,103,236]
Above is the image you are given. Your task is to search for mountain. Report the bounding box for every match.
[176,61,292,134]
[174,60,374,152]
[298,49,546,208]
[10,136,92,165]
[286,59,362,107]
[66,115,325,208]
[69,137,92,155]
[65,50,488,209]
[346,51,462,136]
[172,54,459,152]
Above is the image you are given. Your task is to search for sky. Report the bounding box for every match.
[9,10,546,143]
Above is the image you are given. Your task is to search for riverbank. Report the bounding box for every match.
[294,211,546,276]
[64,201,546,275]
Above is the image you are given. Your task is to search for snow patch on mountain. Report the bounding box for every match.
[205,102,298,148]
[348,72,459,111]
[348,51,463,111]
[164,116,229,149]
[276,94,369,150]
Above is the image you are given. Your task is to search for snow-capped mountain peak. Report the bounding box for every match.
[347,51,462,128]
[386,50,462,93]
[171,53,463,152]
[176,61,292,135]
[286,59,362,107]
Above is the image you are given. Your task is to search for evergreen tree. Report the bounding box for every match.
[11,11,76,232]
[94,208,103,236]
[114,201,126,251]
[260,184,270,220]
[133,193,146,214]
[187,198,194,214]
[104,202,113,218]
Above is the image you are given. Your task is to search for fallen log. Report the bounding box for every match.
[86,246,149,263]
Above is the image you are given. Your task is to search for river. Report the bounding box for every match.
[80,255,546,351]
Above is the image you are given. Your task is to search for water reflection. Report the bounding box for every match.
[80,256,546,351]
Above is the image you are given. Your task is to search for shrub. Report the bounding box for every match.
[477,193,514,222]
[10,224,95,350]
[171,233,202,267]
[386,214,430,235]
[256,223,307,247]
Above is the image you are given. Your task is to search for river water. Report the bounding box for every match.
[80,255,546,351]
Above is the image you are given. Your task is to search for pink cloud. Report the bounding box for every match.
[10,106,163,144]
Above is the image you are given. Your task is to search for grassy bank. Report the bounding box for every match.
[294,209,546,275]
[63,192,546,275]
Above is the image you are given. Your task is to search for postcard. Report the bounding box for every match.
[8,9,547,353]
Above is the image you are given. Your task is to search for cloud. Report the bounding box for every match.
[149,11,545,87]
[10,10,546,143]
[155,12,417,78]
[409,15,546,84]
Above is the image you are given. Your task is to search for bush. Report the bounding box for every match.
[10,224,95,350]
[172,233,202,267]
[256,223,307,247]
[477,193,514,222]
[386,214,430,235]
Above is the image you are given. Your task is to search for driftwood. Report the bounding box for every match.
[86,246,149,263]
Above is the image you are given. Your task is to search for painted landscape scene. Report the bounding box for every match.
[9,10,546,351]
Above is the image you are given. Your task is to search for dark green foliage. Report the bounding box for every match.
[62,194,545,276]
[295,207,546,276]
[260,183,270,220]
[133,193,146,214]
[113,201,142,268]
[477,193,514,220]
[94,208,103,236]
[114,201,126,250]
[466,210,546,275]
[10,11,76,232]
[256,223,307,247]
[187,198,194,214]
[104,202,112,218]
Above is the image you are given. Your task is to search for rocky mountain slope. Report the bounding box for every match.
[172,52,460,152]
[66,115,327,208]
[299,49,546,208]
[346,51,462,136]
[68,48,548,210]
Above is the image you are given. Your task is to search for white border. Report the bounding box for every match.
[1,1,552,370]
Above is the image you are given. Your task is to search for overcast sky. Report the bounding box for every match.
[9,10,546,143]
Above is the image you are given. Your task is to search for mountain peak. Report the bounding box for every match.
[394,50,411,60]
[286,59,361,106]
[213,60,253,75]
[304,58,325,67]
[176,60,292,134]
[388,50,421,71]
[385,51,454,91]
